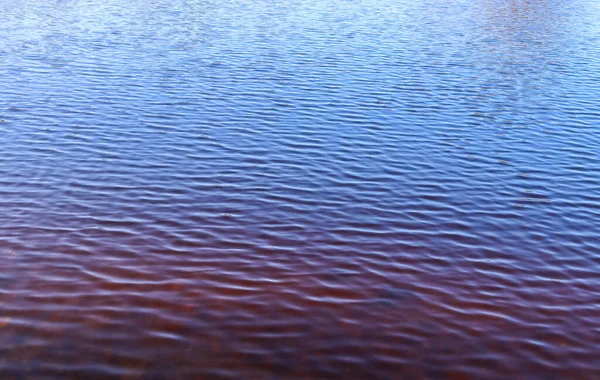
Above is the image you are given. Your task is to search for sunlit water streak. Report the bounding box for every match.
[0,0,599,378]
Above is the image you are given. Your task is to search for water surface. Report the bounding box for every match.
[1,0,599,378]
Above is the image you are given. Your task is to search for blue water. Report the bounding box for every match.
[1,0,599,378]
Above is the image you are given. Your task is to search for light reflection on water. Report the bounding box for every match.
[0,0,599,378]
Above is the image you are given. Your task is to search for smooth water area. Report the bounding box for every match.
[1,0,599,378]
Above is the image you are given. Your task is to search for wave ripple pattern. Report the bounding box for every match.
[0,0,599,378]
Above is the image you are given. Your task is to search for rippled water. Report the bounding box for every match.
[1,0,599,378]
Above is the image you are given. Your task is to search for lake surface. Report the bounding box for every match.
[1,0,599,378]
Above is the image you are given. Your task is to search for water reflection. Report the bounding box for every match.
[0,0,599,378]
[459,0,575,146]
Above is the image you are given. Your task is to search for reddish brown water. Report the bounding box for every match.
[1,0,600,378]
